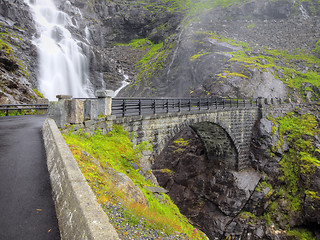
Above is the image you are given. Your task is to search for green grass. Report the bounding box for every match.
[63,125,207,239]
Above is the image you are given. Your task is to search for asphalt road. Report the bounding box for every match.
[0,115,60,240]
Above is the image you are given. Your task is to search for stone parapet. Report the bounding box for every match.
[42,118,120,240]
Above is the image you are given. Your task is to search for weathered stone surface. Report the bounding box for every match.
[42,118,120,240]
[0,0,40,103]
[95,90,114,98]
[97,97,112,116]
[84,99,98,120]
[67,99,84,124]
[191,122,238,170]
[112,172,148,207]
[48,101,68,128]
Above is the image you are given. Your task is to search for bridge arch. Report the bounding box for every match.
[156,118,240,170]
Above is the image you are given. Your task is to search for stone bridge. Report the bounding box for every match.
[51,93,269,171]
[110,108,259,170]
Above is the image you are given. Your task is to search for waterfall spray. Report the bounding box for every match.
[24,0,93,100]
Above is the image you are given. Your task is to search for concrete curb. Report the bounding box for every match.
[42,118,120,240]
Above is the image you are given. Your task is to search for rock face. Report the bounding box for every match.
[152,107,320,239]
[0,0,40,103]
[53,0,184,93]
[122,0,319,100]
[1,0,319,102]
[152,127,261,239]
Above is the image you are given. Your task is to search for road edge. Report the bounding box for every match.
[42,118,120,240]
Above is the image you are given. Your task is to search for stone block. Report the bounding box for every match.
[48,101,68,128]
[84,99,98,120]
[95,90,114,98]
[56,95,72,100]
[67,99,84,124]
[84,120,95,128]
[97,97,112,116]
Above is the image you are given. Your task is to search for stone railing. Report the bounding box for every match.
[48,90,113,128]
[49,90,263,128]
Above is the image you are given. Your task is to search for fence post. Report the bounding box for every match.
[166,99,169,113]
[199,99,201,110]
[153,99,156,114]
[207,99,209,110]
[139,99,141,115]
[178,99,181,112]
[189,99,191,111]
[122,99,126,117]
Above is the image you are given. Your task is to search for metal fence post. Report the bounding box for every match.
[122,99,126,117]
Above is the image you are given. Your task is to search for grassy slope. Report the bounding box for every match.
[63,125,207,239]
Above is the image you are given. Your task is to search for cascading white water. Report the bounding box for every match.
[113,69,130,97]
[24,0,93,100]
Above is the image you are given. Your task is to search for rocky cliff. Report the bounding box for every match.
[0,0,40,103]
[1,0,319,102]
[121,0,320,101]
[153,104,320,239]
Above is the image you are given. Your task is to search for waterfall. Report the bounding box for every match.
[113,69,130,97]
[24,0,93,100]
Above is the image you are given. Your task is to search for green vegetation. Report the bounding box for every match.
[198,30,320,100]
[121,38,173,92]
[313,38,320,55]
[33,88,45,98]
[0,28,30,76]
[170,137,190,153]
[63,125,206,239]
[287,228,316,240]
[247,23,255,29]
[190,50,211,61]
[259,113,319,236]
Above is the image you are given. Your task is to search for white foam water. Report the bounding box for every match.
[113,69,130,97]
[24,0,93,100]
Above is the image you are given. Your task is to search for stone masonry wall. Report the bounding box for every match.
[61,106,259,171]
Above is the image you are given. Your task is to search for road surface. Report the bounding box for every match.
[0,115,60,240]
